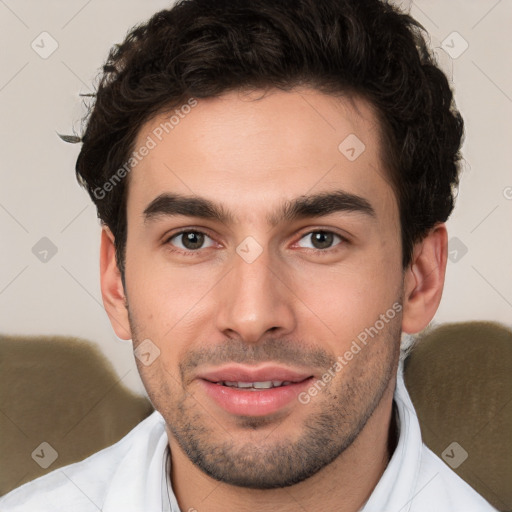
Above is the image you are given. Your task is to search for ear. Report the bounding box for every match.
[402,223,448,334]
[99,226,131,340]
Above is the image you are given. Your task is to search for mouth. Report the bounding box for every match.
[196,365,315,417]
[208,379,304,390]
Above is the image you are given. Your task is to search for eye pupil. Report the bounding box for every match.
[311,231,333,249]
[182,232,204,250]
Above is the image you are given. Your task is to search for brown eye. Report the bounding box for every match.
[297,231,346,252]
[181,232,204,250]
[167,230,214,252]
[311,231,334,249]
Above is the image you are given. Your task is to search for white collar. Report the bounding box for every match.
[360,360,423,511]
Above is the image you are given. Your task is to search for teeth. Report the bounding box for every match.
[253,381,273,389]
[220,380,293,389]
[237,381,254,388]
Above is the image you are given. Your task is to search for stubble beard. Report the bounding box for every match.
[129,308,401,489]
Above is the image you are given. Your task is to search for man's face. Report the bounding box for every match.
[122,88,404,488]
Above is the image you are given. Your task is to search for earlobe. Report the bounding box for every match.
[99,226,131,340]
[401,223,448,334]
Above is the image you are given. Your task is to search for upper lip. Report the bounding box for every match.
[197,364,314,383]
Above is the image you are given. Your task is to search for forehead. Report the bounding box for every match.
[126,88,396,226]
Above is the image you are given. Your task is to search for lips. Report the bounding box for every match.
[217,380,294,389]
[196,365,314,417]
[198,365,313,384]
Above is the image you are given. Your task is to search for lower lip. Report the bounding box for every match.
[199,378,313,417]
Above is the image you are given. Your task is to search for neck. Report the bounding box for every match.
[167,379,398,512]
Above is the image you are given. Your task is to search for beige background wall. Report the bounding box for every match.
[1,0,511,396]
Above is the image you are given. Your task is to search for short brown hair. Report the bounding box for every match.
[73,0,464,280]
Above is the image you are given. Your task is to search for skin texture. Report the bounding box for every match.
[100,88,448,512]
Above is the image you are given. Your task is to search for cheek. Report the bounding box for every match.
[293,248,401,335]
[126,245,201,320]
[125,254,221,366]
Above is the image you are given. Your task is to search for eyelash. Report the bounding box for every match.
[163,229,349,257]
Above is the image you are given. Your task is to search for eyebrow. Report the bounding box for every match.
[143,190,376,227]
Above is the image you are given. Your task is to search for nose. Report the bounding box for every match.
[215,243,297,344]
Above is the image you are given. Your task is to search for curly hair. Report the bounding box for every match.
[73,0,464,281]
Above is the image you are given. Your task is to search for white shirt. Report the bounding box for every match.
[0,363,497,512]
